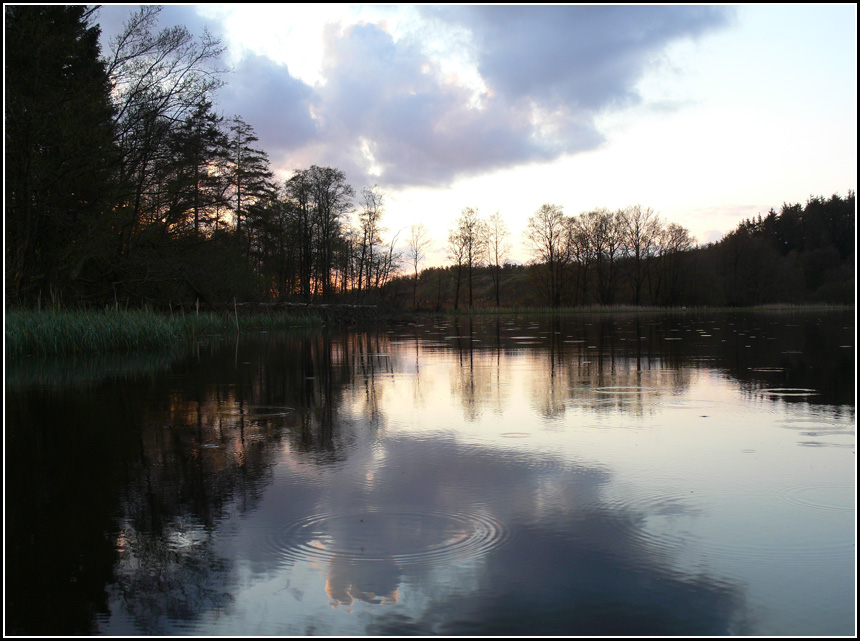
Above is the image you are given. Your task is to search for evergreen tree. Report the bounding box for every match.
[5,5,119,305]
[227,116,275,240]
[163,100,231,238]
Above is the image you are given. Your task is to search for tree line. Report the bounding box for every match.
[430,203,694,310]
[5,7,854,312]
[5,6,403,310]
[392,192,854,311]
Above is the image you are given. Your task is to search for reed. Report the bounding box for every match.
[5,308,323,357]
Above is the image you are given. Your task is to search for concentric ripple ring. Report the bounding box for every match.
[267,508,510,568]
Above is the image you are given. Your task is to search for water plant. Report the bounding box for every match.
[5,308,322,357]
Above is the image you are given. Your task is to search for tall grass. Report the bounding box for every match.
[5,308,322,357]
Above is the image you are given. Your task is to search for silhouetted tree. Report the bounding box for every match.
[227,116,275,241]
[653,223,694,305]
[447,226,468,310]
[408,223,431,309]
[5,5,119,305]
[580,208,625,306]
[162,100,231,238]
[620,205,661,305]
[452,207,487,309]
[524,204,570,308]
[105,5,225,260]
[309,166,354,299]
[356,186,386,295]
[485,212,511,307]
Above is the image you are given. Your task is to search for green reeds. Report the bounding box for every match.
[5,308,322,357]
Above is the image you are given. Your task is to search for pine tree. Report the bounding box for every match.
[163,100,231,238]
[5,5,119,305]
[227,116,275,240]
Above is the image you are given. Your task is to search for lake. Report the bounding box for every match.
[5,311,855,636]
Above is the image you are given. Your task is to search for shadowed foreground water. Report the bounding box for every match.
[5,311,855,635]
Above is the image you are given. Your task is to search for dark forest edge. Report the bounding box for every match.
[6,7,856,330]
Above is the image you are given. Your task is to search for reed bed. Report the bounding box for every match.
[5,309,322,357]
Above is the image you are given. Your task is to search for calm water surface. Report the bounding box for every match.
[5,312,856,635]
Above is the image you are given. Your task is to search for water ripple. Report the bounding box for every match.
[592,386,662,395]
[757,388,820,398]
[778,485,854,512]
[266,508,509,568]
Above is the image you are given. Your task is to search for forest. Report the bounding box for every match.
[421,194,855,310]
[5,6,855,313]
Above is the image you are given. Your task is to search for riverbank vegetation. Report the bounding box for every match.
[5,308,322,357]
[5,7,855,326]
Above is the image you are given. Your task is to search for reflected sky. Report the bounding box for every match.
[6,312,855,636]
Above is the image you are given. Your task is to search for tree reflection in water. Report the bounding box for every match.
[5,312,854,635]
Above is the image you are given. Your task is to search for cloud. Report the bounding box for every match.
[432,5,735,109]
[215,53,318,155]
[309,22,567,187]
[95,6,735,192]
[303,6,734,189]
[95,5,217,56]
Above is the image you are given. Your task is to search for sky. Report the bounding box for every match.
[95,4,857,266]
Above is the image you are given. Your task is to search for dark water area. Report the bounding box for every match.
[5,311,855,636]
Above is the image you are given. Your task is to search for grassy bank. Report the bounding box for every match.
[5,308,322,357]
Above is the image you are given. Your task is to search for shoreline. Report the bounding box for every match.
[5,304,854,358]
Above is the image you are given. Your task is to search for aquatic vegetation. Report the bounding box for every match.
[5,308,322,357]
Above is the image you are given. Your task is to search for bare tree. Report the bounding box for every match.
[447,228,467,311]
[282,166,353,301]
[408,223,431,309]
[654,223,694,305]
[619,205,661,305]
[579,208,624,306]
[485,212,511,307]
[523,203,570,308]
[105,6,226,253]
[356,186,385,295]
[451,207,487,309]
[105,6,225,128]
[373,229,403,293]
[568,215,593,305]
[309,166,354,299]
